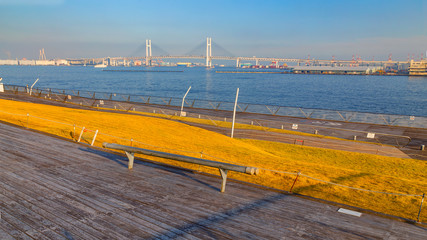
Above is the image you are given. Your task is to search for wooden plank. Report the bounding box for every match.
[124,207,203,240]
[0,227,15,240]
[21,168,197,238]
[0,210,50,240]
[7,145,270,239]
[0,193,69,240]
[130,203,245,239]
[4,167,184,238]
[5,170,111,217]
[0,216,34,240]
[1,193,95,240]
[0,174,111,239]
[138,196,288,239]
[19,168,138,211]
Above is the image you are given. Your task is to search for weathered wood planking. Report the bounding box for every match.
[0,122,425,239]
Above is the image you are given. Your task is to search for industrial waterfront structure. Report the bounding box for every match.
[0,59,69,66]
[0,48,69,66]
[408,59,427,76]
[292,66,383,75]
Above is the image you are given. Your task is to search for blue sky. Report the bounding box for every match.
[0,0,425,60]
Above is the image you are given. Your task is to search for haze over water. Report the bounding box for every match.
[1,66,426,117]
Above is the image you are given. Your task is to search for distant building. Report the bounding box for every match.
[0,59,69,66]
[291,66,382,75]
[408,60,427,76]
[0,59,19,65]
[19,59,37,65]
[35,60,55,66]
[55,59,69,65]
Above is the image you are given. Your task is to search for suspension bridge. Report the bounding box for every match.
[66,37,410,67]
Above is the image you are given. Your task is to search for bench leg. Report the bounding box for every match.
[125,151,135,170]
[219,168,228,193]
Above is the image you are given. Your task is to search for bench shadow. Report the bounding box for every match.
[79,147,220,192]
[147,193,288,239]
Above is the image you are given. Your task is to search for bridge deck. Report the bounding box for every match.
[0,122,425,239]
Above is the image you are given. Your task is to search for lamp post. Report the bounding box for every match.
[0,77,3,93]
[29,78,39,96]
[231,88,239,138]
[180,86,191,117]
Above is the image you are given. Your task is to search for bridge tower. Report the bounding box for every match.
[146,39,152,66]
[39,48,46,60]
[206,37,212,67]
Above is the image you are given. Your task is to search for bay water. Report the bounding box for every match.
[0,65,426,117]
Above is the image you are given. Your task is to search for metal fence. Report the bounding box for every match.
[15,85,425,127]
[4,84,424,148]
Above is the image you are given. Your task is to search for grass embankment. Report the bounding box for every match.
[105,105,358,142]
[0,98,426,222]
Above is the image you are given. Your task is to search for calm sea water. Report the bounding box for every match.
[1,65,426,117]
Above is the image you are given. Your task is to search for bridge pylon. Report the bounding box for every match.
[39,48,46,60]
[206,37,212,67]
[146,39,152,66]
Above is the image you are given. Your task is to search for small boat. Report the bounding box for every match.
[176,62,192,67]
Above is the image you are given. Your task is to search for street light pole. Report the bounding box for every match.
[0,77,3,93]
[29,78,39,96]
[231,88,239,138]
[180,86,192,117]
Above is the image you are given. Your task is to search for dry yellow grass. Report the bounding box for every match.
[0,98,426,222]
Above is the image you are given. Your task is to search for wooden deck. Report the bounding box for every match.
[0,123,425,239]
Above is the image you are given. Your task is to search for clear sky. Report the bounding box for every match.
[0,0,425,61]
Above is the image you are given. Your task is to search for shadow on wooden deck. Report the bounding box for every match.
[147,193,288,239]
[79,146,222,192]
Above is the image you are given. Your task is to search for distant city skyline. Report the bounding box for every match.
[0,0,425,61]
